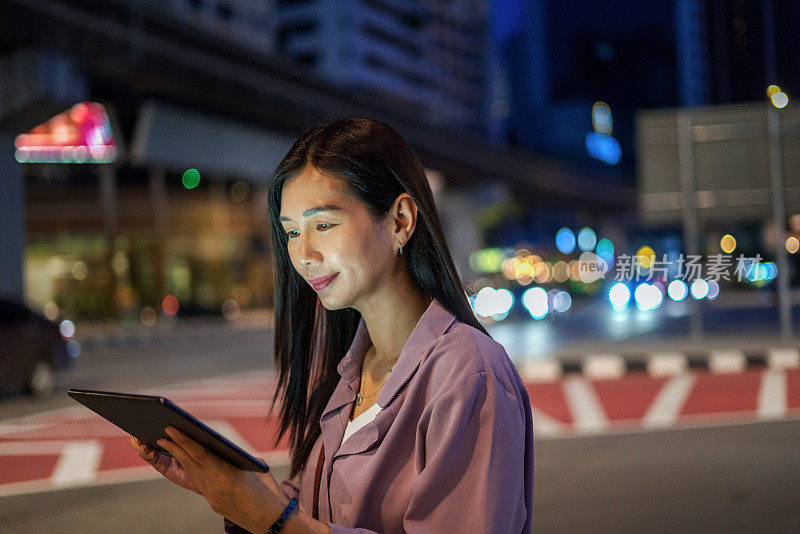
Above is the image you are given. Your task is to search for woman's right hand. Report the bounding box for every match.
[130,436,202,495]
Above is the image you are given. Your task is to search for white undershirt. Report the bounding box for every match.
[341,402,382,446]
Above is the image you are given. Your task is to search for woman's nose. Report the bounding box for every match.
[298,236,322,265]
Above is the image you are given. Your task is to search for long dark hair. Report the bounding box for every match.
[267,117,491,478]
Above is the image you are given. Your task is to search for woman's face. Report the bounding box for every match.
[279,165,396,311]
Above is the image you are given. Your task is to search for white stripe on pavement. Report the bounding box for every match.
[531,408,569,437]
[562,376,607,433]
[50,440,103,488]
[767,348,800,370]
[642,374,695,429]
[647,352,688,377]
[758,370,786,420]
[583,354,625,380]
[709,350,746,373]
[519,359,562,383]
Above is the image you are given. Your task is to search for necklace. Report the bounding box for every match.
[355,344,396,406]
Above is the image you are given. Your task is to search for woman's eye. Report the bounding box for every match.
[285,224,334,239]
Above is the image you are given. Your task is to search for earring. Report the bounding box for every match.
[399,244,403,255]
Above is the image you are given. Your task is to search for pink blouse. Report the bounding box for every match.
[226,297,534,533]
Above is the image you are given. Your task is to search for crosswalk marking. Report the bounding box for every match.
[50,440,102,488]
[531,408,568,437]
[758,370,786,419]
[563,376,607,433]
[642,374,695,429]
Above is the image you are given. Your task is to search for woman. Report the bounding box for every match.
[131,117,534,533]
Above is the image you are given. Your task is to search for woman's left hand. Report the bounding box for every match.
[157,426,284,532]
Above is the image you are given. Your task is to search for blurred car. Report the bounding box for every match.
[0,297,77,397]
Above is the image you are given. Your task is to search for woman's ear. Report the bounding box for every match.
[391,193,418,243]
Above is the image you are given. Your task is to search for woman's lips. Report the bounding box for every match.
[311,273,338,291]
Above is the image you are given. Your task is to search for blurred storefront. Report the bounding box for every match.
[19,100,288,322]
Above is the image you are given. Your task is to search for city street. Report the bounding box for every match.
[2,322,799,532]
[3,1,800,532]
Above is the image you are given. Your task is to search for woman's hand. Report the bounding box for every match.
[132,428,329,534]
[130,435,202,495]
[151,427,288,532]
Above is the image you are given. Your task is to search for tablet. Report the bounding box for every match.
[68,388,269,473]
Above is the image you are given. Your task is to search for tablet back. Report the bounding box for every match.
[68,388,269,472]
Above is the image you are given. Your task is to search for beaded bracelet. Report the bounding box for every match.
[266,497,298,534]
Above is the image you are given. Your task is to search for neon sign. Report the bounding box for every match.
[15,102,117,163]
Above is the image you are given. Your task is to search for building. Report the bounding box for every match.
[275,0,491,136]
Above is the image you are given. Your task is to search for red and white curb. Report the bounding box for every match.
[518,347,800,381]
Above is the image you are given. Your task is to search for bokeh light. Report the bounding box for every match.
[577,227,597,252]
[71,261,88,281]
[667,279,688,301]
[786,236,799,254]
[67,339,81,358]
[609,282,631,311]
[634,283,663,311]
[592,101,613,134]
[182,168,201,189]
[522,286,549,319]
[43,301,60,321]
[162,294,180,315]
[222,298,241,320]
[473,287,514,318]
[771,91,789,108]
[59,319,75,339]
[552,261,569,283]
[720,234,736,254]
[707,279,720,300]
[140,306,157,326]
[470,248,506,274]
[556,228,576,254]
[552,290,572,313]
[596,238,614,263]
[690,279,709,299]
[635,246,656,269]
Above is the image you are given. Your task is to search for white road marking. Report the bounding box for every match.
[563,376,608,433]
[583,354,625,380]
[642,374,695,428]
[519,359,562,382]
[647,352,688,377]
[50,440,103,488]
[709,350,746,373]
[531,408,569,437]
[758,369,786,420]
[767,348,800,370]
